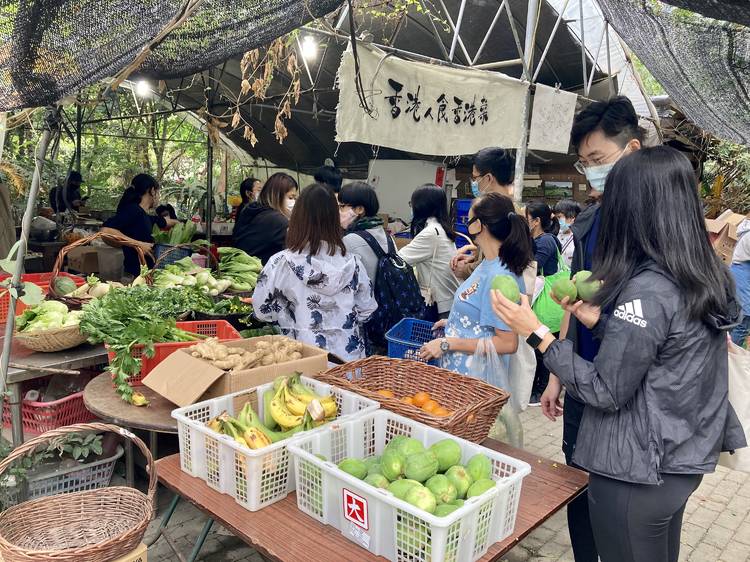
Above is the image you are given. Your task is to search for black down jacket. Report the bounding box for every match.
[543,262,746,485]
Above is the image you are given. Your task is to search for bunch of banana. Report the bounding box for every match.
[203,411,272,450]
[237,402,313,443]
[266,373,338,429]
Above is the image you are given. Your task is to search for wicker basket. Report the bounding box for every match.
[0,422,156,562]
[47,232,148,309]
[316,356,510,443]
[13,325,88,353]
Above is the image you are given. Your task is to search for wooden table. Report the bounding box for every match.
[84,372,178,486]
[153,441,587,561]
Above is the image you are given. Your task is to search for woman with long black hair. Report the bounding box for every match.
[102,173,177,278]
[526,201,561,276]
[492,146,745,562]
[398,184,459,319]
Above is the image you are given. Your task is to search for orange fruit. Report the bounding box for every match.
[412,391,431,407]
[401,396,415,405]
[432,406,450,417]
[422,399,440,413]
[376,389,395,398]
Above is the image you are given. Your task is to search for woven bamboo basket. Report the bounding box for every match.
[47,232,148,308]
[316,356,510,443]
[13,324,88,353]
[0,422,156,562]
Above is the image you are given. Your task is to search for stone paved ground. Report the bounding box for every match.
[145,406,750,561]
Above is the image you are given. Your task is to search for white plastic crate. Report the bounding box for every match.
[288,410,531,562]
[172,376,379,511]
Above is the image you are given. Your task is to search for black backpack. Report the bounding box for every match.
[354,231,428,348]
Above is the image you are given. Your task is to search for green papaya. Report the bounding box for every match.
[403,451,439,483]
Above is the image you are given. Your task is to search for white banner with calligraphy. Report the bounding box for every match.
[335,45,528,156]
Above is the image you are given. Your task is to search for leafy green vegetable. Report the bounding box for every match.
[217,247,262,293]
[15,301,82,332]
[80,287,208,403]
[152,221,199,245]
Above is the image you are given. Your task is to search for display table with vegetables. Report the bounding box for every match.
[151,437,587,562]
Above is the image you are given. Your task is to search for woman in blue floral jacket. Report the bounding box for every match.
[253,183,378,361]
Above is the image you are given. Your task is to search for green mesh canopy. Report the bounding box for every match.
[598,0,750,144]
[0,0,342,111]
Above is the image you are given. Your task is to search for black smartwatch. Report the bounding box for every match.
[526,325,551,349]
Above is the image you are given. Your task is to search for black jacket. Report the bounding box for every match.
[544,262,746,484]
[566,202,600,350]
[232,203,288,264]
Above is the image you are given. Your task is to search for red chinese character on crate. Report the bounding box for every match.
[342,488,369,530]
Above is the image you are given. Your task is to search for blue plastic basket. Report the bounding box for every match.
[385,318,443,366]
[154,244,193,269]
[454,222,470,248]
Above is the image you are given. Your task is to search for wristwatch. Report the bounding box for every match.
[526,325,551,349]
[439,339,450,353]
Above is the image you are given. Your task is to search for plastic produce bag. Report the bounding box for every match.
[470,337,524,448]
[507,336,537,412]
[719,341,750,472]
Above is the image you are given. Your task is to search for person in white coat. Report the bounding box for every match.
[398,184,460,319]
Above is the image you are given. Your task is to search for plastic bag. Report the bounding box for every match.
[719,342,750,472]
[507,336,537,412]
[470,337,524,448]
[532,250,569,333]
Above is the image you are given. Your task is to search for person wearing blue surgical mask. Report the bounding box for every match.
[542,96,643,562]
[554,199,581,268]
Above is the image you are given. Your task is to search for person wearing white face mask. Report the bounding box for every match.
[553,199,581,268]
[233,172,298,265]
[541,96,643,562]
[340,181,390,282]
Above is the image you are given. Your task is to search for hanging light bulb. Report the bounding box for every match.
[301,36,318,61]
[135,80,151,97]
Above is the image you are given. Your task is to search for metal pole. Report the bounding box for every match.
[605,22,614,97]
[436,0,473,63]
[579,0,587,90]
[75,99,82,172]
[0,109,58,397]
[472,59,523,70]
[532,0,571,82]
[585,23,608,96]
[512,0,540,205]
[472,0,508,66]
[449,0,467,62]
[205,69,214,245]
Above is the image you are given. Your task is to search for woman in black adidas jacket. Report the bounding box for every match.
[492,147,745,562]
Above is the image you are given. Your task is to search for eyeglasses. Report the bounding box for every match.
[470,173,487,181]
[467,216,480,227]
[574,147,626,174]
[338,203,351,209]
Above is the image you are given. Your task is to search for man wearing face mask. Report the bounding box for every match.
[542,96,643,562]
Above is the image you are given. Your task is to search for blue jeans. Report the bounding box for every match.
[732,314,750,347]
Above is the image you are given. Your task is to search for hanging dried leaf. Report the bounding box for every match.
[251,78,267,100]
[243,125,259,147]
[292,78,301,105]
[158,80,167,93]
[274,114,288,144]
[281,99,292,119]
[231,110,241,128]
[249,49,260,68]
[264,59,274,83]
[287,52,298,77]
[240,79,251,96]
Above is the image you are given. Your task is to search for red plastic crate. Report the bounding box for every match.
[2,391,97,436]
[0,272,86,324]
[106,320,242,385]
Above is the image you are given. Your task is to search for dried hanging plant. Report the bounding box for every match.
[213,34,302,147]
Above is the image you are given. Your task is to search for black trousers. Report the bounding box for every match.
[562,395,598,562]
[588,473,703,562]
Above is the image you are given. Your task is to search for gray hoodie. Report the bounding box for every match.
[544,263,746,485]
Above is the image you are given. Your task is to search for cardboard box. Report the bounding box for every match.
[67,246,99,274]
[143,336,329,407]
[706,210,750,264]
[111,543,147,562]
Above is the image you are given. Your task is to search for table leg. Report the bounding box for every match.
[149,430,158,459]
[125,438,134,488]
[8,383,24,447]
[188,518,214,562]
[145,493,180,547]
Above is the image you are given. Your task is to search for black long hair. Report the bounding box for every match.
[525,201,559,237]
[594,146,734,323]
[240,177,260,204]
[410,184,455,241]
[472,193,533,276]
[338,181,380,217]
[116,173,159,212]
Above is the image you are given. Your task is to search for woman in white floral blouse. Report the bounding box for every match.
[253,183,378,361]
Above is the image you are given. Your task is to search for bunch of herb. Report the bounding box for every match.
[80,287,206,404]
